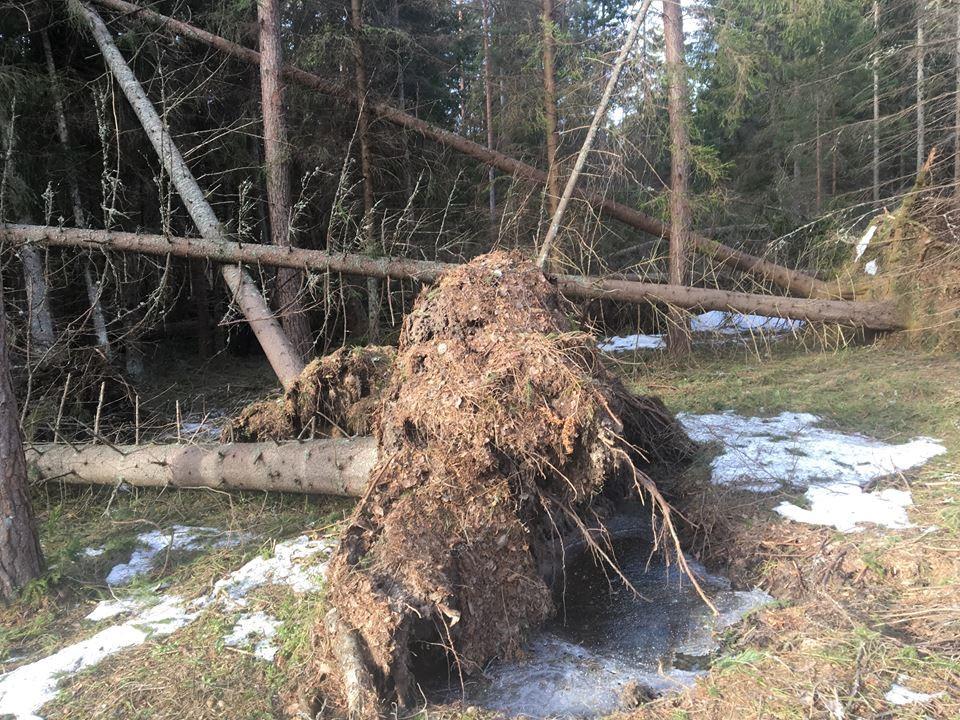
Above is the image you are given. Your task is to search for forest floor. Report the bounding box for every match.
[1,341,958,719]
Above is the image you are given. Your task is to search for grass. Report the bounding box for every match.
[3,342,959,719]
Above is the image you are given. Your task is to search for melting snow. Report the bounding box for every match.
[864,259,879,276]
[598,312,802,353]
[85,598,145,622]
[885,682,943,705]
[680,411,946,531]
[0,534,335,720]
[105,525,249,586]
[223,612,282,662]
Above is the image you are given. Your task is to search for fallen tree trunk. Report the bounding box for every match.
[89,0,843,300]
[2,224,905,330]
[78,2,305,390]
[26,438,376,497]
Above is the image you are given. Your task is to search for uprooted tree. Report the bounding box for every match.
[308,252,700,717]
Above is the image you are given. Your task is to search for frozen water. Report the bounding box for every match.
[885,682,943,705]
[85,598,145,622]
[597,333,666,352]
[434,538,770,718]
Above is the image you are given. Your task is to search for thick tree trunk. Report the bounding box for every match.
[350,0,381,343]
[3,224,904,330]
[481,0,497,238]
[541,0,560,218]
[79,2,304,390]
[917,0,925,174]
[42,27,112,361]
[257,0,313,361]
[663,0,692,355]
[0,282,43,600]
[27,437,377,497]
[537,0,654,270]
[84,0,839,300]
[191,260,214,359]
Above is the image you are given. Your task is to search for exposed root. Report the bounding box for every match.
[309,252,697,717]
[222,345,395,441]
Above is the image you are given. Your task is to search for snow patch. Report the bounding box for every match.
[0,534,335,720]
[864,259,878,275]
[598,312,802,353]
[85,598,145,622]
[105,525,249,586]
[680,411,945,531]
[223,612,282,662]
[885,682,943,705]
[855,224,877,261]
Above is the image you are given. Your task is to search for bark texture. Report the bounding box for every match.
[541,0,560,217]
[0,284,43,600]
[89,0,841,299]
[19,245,56,353]
[2,224,905,330]
[481,0,497,236]
[663,0,692,354]
[257,0,313,361]
[79,2,304,389]
[28,438,376,497]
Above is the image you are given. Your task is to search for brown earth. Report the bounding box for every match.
[306,252,696,718]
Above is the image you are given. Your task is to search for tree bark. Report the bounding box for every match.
[3,224,904,330]
[917,0,925,174]
[873,0,881,204]
[481,0,497,238]
[27,437,377,497]
[89,0,840,300]
[78,2,305,390]
[19,245,57,354]
[542,0,560,218]
[350,0,381,343]
[0,280,43,600]
[257,0,313,361]
[537,0,654,270]
[42,27,112,361]
[663,0,692,354]
[955,2,960,194]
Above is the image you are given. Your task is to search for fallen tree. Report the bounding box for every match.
[312,252,700,717]
[2,224,905,330]
[89,0,843,300]
[27,438,376,497]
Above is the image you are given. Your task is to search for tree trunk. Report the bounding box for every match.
[955,1,960,194]
[0,280,43,600]
[27,437,377,497]
[542,0,561,218]
[19,245,56,354]
[257,0,313,361]
[481,0,497,239]
[536,0,654,270]
[79,2,304,390]
[3,223,905,330]
[191,260,214,359]
[89,0,840,299]
[815,95,823,213]
[663,0,692,355]
[350,0,381,343]
[41,27,112,361]
[873,0,881,204]
[917,0,925,175]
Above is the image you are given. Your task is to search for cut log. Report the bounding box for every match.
[2,224,906,330]
[26,438,377,497]
[89,0,842,300]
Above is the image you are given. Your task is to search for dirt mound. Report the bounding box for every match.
[310,252,696,717]
[221,345,395,441]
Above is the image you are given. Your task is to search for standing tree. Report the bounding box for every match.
[350,0,381,342]
[480,0,497,238]
[257,0,313,361]
[916,0,925,174]
[663,0,691,354]
[0,279,44,600]
[542,0,561,218]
